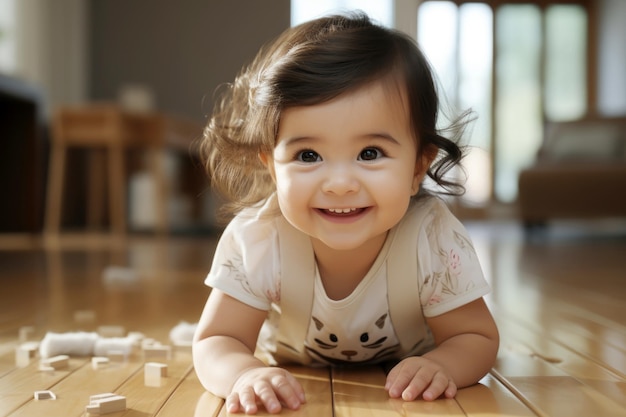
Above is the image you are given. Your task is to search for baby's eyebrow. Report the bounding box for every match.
[280,133,400,147]
[362,132,400,145]
[280,136,315,147]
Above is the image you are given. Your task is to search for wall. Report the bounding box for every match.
[89,1,290,122]
[13,0,88,117]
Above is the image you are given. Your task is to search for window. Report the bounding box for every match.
[418,1,588,203]
[418,2,493,205]
[0,0,16,73]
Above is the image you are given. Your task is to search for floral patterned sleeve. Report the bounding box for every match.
[417,199,490,317]
[204,209,282,311]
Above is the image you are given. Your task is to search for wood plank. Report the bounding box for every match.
[497,314,624,381]
[496,314,626,412]
[0,357,89,417]
[6,355,143,417]
[492,349,626,417]
[332,366,464,417]
[0,348,18,378]
[213,366,334,417]
[156,368,223,417]
[456,374,537,417]
[113,351,194,416]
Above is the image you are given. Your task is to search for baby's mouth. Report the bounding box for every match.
[320,208,365,216]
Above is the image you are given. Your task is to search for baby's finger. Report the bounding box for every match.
[236,386,260,414]
[226,391,247,414]
[386,366,419,398]
[400,371,433,401]
[421,372,454,401]
[254,380,282,414]
[272,373,305,410]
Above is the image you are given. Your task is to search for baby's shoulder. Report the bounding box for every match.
[403,196,454,225]
[225,203,282,248]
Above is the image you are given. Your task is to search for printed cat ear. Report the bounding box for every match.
[375,314,388,329]
[312,317,324,331]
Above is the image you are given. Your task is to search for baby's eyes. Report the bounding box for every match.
[294,147,385,163]
[296,150,321,163]
[358,147,385,161]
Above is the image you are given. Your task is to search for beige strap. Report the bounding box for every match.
[275,217,315,364]
[386,202,428,354]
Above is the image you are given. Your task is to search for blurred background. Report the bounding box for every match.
[0,0,624,239]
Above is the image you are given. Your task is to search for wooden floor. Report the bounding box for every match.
[1,219,625,416]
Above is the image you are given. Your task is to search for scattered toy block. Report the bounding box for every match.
[86,393,126,414]
[19,326,35,343]
[127,331,145,346]
[34,390,57,400]
[144,362,168,387]
[97,325,125,338]
[21,341,40,353]
[143,344,171,361]
[38,364,55,373]
[141,338,157,349]
[92,356,110,370]
[16,348,31,367]
[40,354,69,370]
[15,343,38,367]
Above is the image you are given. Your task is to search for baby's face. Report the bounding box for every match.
[263,80,427,253]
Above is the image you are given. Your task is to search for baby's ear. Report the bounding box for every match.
[411,145,437,194]
[258,153,276,181]
[421,144,438,169]
[258,152,270,167]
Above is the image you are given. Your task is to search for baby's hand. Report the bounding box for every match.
[385,356,457,401]
[227,367,306,414]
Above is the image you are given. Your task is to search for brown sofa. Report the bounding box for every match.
[517,117,626,228]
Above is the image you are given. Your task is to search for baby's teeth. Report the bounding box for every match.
[329,208,355,213]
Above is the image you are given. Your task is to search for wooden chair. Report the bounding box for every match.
[44,104,169,241]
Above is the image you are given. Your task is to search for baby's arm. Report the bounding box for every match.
[193,289,305,414]
[385,298,499,401]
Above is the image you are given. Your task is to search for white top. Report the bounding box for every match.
[205,195,490,365]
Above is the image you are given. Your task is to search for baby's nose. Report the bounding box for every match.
[321,165,360,195]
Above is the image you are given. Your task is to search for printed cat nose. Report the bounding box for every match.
[341,350,357,359]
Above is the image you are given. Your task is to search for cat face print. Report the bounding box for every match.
[305,312,400,365]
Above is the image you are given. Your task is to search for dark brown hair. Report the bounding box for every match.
[201,12,467,217]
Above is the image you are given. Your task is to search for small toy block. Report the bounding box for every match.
[41,354,69,370]
[16,348,31,367]
[19,326,35,342]
[127,331,145,346]
[34,390,57,400]
[143,345,171,361]
[141,338,157,349]
[92,356,110,370]
[74,309,97,323]
[86,393,126,414]
[21,341,40,353]
[144,362,168,387]
[15,343,38,367]
[38,364,55,373]
[97,325,125,337]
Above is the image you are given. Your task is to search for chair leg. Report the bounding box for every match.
[108,145,126,237]
[150,148,169,235]
[45,144,67,238]
[87,149,106,230]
